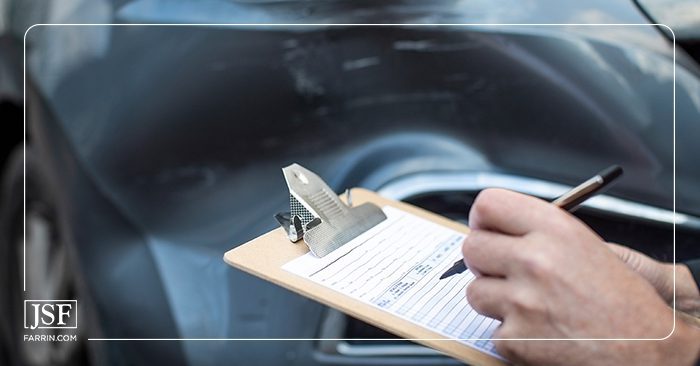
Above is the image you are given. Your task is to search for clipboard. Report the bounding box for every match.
[224,187,506,366]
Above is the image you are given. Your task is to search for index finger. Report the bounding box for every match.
[462,229,522,277]
[469,188,561,236]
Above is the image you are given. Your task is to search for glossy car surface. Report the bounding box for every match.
[2,1,699,365]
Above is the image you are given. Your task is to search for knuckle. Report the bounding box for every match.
[550,218,574,237]
[493,339,517,361]
[493,324,512,339]
[465,280,483,306]
[492,327,518,358]
[477,188,502,202]
[466,229,482,243]
[494,325,531,363]
[461,233,476,256]
[521,251,554,278]
[551,212,585,237]
[471,190,500,220]
[462,230,484,255]
[510,290,543,314]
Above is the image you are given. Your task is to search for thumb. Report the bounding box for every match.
[607,243,658,273]
[607,243,673,302]
[607,243,638,266]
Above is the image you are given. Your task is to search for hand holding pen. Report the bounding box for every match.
[440,165,623,280]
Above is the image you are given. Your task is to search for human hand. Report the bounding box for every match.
[606,243,674,302]
[462,188,700,366]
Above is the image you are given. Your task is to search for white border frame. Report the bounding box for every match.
[22,23,676,342]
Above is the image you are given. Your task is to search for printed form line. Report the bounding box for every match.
[282,206,502,358]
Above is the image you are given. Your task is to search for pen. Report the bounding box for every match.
[439,165,623,280]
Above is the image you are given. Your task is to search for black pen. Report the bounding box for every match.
[439,165,623,280]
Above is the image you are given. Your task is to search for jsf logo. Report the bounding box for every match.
[24,300,77,330]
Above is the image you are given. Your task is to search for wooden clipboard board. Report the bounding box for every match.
[224,188,506,366]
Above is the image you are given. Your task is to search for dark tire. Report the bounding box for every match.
[0,146,90,366]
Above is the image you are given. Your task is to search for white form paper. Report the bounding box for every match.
[283,206,502,359]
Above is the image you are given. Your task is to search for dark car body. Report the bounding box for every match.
[2,1,700,365]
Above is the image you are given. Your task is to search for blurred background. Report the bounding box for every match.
[1,1,699,365]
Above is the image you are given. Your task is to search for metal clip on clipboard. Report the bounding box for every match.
[274,163,387,258]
